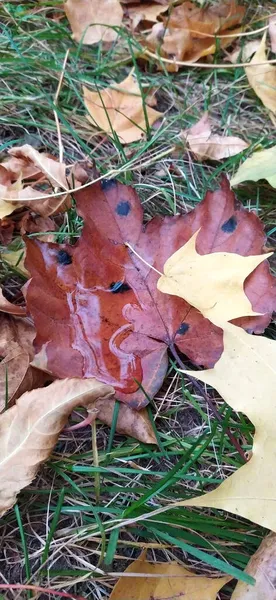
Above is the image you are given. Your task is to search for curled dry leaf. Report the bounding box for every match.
[83,72,163,144]
[231,533,276,599]
[91,398,157,444]
[0,288,26,317]
[0,377,114,515]
[64,0,123,44]
[0,313,49,411]
[246,33,276,114]
[231,145,276,188]
[25,177,275,408]
[183,112,248,160]
[109,550,230,600]
[228,39,261,64]
[145,0,245,71]
[0,145,71,217]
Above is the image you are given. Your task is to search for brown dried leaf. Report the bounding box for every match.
[183,112,248,160]
[109,551,230,600]
[0,377,114,515]
[64,0,123,44]
[126,2,168,29]
[92,397,157,443]
[83,72,163,144]
[0,289,26,317]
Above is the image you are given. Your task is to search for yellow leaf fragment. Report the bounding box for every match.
[232,533,276,599]
[231,145,276,188]
[64,0,123,44]
[0,377,114,515]
[229,40,261,64]
[1,248,29,278]
[157,230,271,325]
[83,72,163,144]
[109,551,230,600]
[183,113,248,161]
[246,33,276,114]
[126,3,168,29]
[174,321,276,532]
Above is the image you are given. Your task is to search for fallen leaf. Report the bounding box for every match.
[1,248,29,278]
[0,218,14,246]
[19,213,57,243]
[269,15,276,53]
[0,313,48,410]
[64,0,123,44]
[183,113,249,160]
[25,177,276,407]
[246,33,276,114]
[9,145,68,189]
[175,321,276,532]
[231,145,276,188]
[0,377,114,515]
[145,0,245,71]
[92,398,157,443]
[83,72,163,144]
[0,288,26,316]
[109,551,230,600]
[232,533,276,599]
[126,2,168,30]
[157,229,271,325]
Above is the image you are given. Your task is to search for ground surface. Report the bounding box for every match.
[0,1,276,599]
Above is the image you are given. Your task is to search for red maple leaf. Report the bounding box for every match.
[25,177,276,408]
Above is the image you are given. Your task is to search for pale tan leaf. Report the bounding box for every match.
[109,551,230,600]
[183,113,248,160]
[269,15,276,53]
[83,72,163,144]
[64,0,123,44]
[229,40,262,64]
[157,230,270,325]
[246,33,276,113]
[92,397,157,444]
[0,377,114,515]
[231,533,276,599]
[231,145,276,188]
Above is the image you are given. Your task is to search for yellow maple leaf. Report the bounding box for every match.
[246,33,276,114]
[157,230,271,326]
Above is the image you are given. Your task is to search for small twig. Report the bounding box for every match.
[53,48,70,164]
[169,344,247,463]
[144,49,276,69]
[125,242,163,275]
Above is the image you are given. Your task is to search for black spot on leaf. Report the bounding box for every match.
[177,323,189,335]
[57,250,72,265]
[116,201,131,216]
[221,215,237,233]
[110,281,131,294]
[101,178,117,191]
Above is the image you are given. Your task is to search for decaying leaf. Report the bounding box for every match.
[232,533,276,599]
[183,113,249,160]
[145,0,245,71]
[157,229,271,325]
[231,145,276,188]
[92,398,157,444]
[246,33,276,114]
[228,39,262,64]
[0,377,114,515]
[25,177,275,408]
[83,72,163,144]
[64,0,123,44]
[109,551,230,600]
